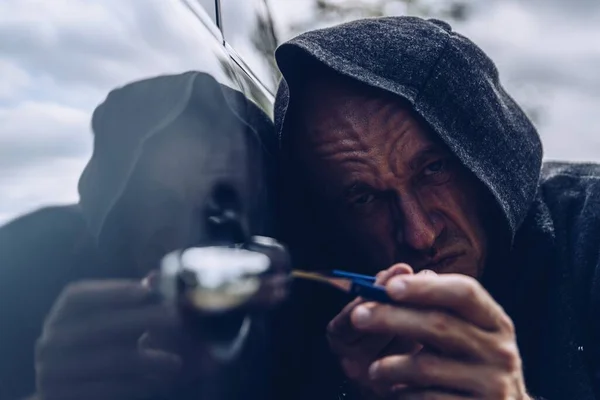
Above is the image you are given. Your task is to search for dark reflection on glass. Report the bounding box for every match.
[0,70,281,400]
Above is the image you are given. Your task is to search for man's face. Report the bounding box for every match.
[292,77,489,278]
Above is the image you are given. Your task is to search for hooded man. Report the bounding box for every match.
[271,16,600,400]
[0,72,281,400]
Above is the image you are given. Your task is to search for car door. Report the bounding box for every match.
[0,1,279,398]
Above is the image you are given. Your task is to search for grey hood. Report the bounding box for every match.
[274,16,543,241]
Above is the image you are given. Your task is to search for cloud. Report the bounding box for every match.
[0,0,224,94]
[0,0,110,224]
[0,59,31,100]
[0,101,91,169]
[0,98,91,222]
[0,0,235,224]
[539,88,600,161]
[0,157,87,224]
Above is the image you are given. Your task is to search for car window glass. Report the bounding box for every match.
[196,0,218,24]
[220,0,279,92]
[0,0,242,226]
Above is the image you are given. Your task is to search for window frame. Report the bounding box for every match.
[215,0,279,95]
[215,0,224,36]
[181,0,223,40]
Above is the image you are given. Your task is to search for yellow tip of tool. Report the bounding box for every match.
[291,270,352,292]
[291,269,328,283]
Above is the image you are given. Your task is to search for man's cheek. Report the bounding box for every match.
[343,215,397,267]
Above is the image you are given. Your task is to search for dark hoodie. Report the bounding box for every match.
[0,71,277,400]
[271,17,600,400]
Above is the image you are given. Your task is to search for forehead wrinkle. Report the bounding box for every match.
[308,106,367,153]
[380,109,413,177]
[311,134,381,182]
[300,88,414,179]
[313,138,378,176]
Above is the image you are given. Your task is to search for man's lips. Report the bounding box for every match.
[419,252,465,272]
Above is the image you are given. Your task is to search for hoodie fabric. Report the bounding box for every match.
[0,71,277,400]
[271,17,600,400]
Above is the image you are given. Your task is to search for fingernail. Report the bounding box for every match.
[421,269,437,275]
[352,305,372,327]
[369,361,380,379]
[389,277,407,297]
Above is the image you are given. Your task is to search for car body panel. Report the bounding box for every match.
[0,1,280,398]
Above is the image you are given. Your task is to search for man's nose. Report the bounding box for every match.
[394,196,442,251]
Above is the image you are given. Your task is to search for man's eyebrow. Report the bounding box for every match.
[408,145,447,171]
[343,181,373,196]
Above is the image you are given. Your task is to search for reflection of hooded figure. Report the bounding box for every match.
[0,72,278,400]
[270,17,600,400]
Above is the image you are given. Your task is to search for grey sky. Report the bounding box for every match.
[1,0,599,224]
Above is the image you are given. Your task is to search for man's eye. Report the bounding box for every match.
[423,160,446,176]
[350,193,376,206]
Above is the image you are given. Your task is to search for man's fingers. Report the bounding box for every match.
[375,263,414,285]
[47,280,160,325]
[417,269,437,276]
[340,359,396,398]
[327,297,365,344]
[328,264,416,343]
[350,302,495,360]
[37,305,179,357]
[329,331,395,360]
[369,352,491,396]
[36,347,181,386]
[385,273,511,332]
[328,297,394,362]
[39,377,171,400]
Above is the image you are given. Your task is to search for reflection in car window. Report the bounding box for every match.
[196,0,218,24]
[220,0,280,92]
[0,0,241,225]
[0,1,278,398]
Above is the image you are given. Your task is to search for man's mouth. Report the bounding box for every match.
[420,252,465,272]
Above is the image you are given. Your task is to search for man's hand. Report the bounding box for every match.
[327,264,427,398]
[35,280,182,400]
[351,272,531,399]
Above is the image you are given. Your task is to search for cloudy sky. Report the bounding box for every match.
[1,0,599,225]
